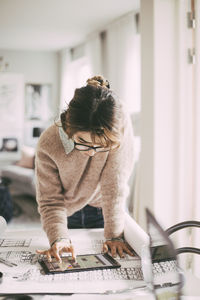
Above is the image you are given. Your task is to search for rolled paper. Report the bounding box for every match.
[0,216,7,236]
[124,212,149,257]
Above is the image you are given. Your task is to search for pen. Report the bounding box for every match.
[0,257,17,267]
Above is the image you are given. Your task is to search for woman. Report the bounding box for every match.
[36,75,134,262]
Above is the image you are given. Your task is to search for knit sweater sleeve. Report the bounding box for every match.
[35,130,69,246]
[100,116,134,239]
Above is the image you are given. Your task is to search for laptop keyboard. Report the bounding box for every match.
[152,260,178,275]
[101,267,143,280]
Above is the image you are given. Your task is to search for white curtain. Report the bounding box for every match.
[171,0,200,275]
[85,33,102,76]
[59,49,92,111]
[103,12,140,114]
[59,13,140,116]
[102,13,140,218]
[59,48,72,110]
[59,33,103,111]
[193,0,200,278]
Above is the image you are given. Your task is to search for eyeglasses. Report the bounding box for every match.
[74,142,110,152]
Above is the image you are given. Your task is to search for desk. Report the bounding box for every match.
[0,228,199,299]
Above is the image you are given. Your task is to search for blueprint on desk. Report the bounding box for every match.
[0,228,146,294]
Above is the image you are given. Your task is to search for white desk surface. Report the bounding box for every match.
[0,228,199,299]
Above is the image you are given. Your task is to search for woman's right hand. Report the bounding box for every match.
[36,239,76,263]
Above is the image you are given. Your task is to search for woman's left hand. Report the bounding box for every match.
[103,239,134,258]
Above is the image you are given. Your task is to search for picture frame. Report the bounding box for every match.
[25,83,53,121]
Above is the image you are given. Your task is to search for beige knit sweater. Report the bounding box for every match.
[35,117,134,246]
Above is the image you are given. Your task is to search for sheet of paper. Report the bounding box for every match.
[42,292,153,300]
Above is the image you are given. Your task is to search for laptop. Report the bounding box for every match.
[140,208,183,299]
[102,209,183,298]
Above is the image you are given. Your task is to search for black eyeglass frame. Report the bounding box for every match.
[74,141,110,152]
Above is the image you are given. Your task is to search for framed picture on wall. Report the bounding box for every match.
[0,73,24,130]
[25,83,53,121]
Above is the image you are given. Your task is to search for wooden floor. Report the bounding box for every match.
[8,193,41,230]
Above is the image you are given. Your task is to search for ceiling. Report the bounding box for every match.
[0,0,140,52]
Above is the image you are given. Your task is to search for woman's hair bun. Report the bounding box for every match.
[86,75,110,89]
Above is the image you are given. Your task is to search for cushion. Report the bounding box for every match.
[15,146,35,169]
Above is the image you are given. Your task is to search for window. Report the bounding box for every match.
[60,56,91,110]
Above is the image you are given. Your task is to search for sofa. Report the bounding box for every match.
[1,146,36,197]
[1,165,35,197]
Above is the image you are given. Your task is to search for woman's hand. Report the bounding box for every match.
[36,238,76,263]
[103,239,134,258]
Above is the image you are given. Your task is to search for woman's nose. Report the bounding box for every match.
[87,149,95,156]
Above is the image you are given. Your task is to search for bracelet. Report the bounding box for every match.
[106,237,124,243]
[51,238,71,247]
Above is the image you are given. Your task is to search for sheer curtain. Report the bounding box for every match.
[59,49,91,111]
[59,12,140,115]
[85,33,102,76]
[59,49,72,110]
[103,13,140,114]
[59,33,103,112]
[102,12,140,215]
[173,0,200,275]
[193,0,200,278]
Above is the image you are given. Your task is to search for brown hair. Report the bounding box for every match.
[60,75,124,148]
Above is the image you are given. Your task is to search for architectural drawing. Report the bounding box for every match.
[0,239,32,247]
[0,230,144,294]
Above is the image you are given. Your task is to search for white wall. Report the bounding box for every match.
[0,49,59,113]
[153,0,178,227]
[0,49,59,147]
[0,73,24,163]
[139,0,155,229]
[139,0,181,230]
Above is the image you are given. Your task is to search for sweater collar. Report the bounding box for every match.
[59,127,74,154]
